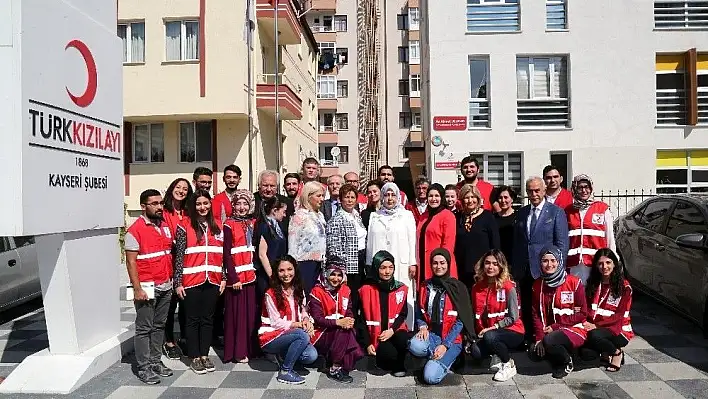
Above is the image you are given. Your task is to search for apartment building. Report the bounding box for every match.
[422,0,708,197]
[118,0,318,214]
[305,0,424,180]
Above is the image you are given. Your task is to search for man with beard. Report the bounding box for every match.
[125,189,175,384]
[543,165,573,210]
[456,156,494,211]
[283,173,301,201]
[192,167,213,192]
[212,165,242,223]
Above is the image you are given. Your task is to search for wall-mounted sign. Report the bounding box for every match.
[434,152,468,170]
[433,116,467,131]
[431,136,443,147]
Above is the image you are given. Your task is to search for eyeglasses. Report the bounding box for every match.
[143,201,163,206]
[345,180,358,184]
[576,185,592,191]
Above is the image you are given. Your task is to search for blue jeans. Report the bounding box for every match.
[262,329,318,372]
[408,332,462,385]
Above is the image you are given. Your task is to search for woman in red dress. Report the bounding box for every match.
[416,184,457,285]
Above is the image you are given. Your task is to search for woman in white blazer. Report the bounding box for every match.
[366,182,417,328]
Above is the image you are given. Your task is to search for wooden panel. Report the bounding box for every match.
[409,97,421,108]
[408,30,420,41]
[685,48,698,126]
[409,64,421,75]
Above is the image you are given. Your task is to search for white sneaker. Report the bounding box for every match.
[493,360,517,382]
[489,355,502,372]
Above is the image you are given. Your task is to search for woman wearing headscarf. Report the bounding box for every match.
[366,183,417,328]
[408,248,476,385]
[416,184,457,285]
[565,174,615,284]
[531,246,588,379]
[222,190,259,363]
[357,250,411,377]
[309,257,364,383]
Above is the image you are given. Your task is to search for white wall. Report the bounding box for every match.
[424,0,708,192]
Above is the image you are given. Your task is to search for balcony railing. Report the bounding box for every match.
[259,73,300,93]
[319,125,335,132]
[517,98,570,127]
[312,25,334,32]
[656,89,687,125]
[468,99,490,128]
[655,1,708,29]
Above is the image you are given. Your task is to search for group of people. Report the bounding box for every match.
[124,156,634,387]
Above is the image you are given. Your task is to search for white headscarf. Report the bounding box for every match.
[378,182,404,216]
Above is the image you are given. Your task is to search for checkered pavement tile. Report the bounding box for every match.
[1,293,707,398]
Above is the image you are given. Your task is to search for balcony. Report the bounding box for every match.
[318,125,338,144]
[311,0,337,11]
[319,159,339,177]
[256,73,303,120]
[256,0,302,45]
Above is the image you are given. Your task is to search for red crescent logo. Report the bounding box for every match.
[65,39,98,108]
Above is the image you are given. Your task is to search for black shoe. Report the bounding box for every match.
[552,358,574,379]
[327,368,353,383]
[162,343,182,360]
[151,361,174,377]
[137,367,161,385]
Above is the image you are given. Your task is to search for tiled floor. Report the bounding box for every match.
[0,292,706,398]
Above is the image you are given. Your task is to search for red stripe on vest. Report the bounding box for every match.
[472,280,525,336]
[418,283,462,345]
[258,289,302,348]
[533,275,587,340]
[223,220,256,285]
[181,221,224,289]
[127,217,173,284]
[590,280,634,340]
[566,202,609,267]
[359,284,409,349]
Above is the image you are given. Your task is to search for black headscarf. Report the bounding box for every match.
[425,183,446,218]
[427,248,477,340]
[366,250,403,293]
[418,183,447,285]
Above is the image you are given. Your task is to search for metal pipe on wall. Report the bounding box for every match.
[247,0,255,191]
[274,0,282,183]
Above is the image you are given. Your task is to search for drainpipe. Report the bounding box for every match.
[247,0,255,191]
[274,0,282,182]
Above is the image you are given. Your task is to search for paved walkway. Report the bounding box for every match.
[0,292,707,398]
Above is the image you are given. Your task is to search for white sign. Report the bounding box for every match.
[0,0,123,236]
[434,152,468,170]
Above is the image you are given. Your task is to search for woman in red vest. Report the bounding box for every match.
[309,257,363,383]
[583,248,633,372]
[357,250,411,377]
[174,190,226,375]
[470,249,525,382]
[161,178,193,360]
[409,248,476,385]
[416,184,457,284]
[531,246,588,379]
[259,255,318,385]
[222,190,259,364]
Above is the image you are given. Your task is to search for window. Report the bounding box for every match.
[12,236,35,248]
[656,53,708,125]
[655,1,708,29]
[409,41,420,64]
[399,79,410,96]
[317,75,336,98]
[336,113,349,130]
[118,22,145,63]
[665,201,708,239]
[165,20,199,61]
[397,14,409,30]
[334,15,347,31]
[408,7,420,30]
[636,199,673,233]
[319,113,334,132]
[335,48,349,65]
[313,15,334,32]
[399,112,412,128]
[133,123,165,163]
[469,153,523,194]
[467,0,520,33]
[469,56,490,128]
[179,121,212,163]
[398,46,409,63]
[337,80,348,98]
[549,152,571,188]
[516,56,570,127]
[410,74,421,97]
[656,150,708,193]
[322,145,349,163]
[318,42,336,72]
[411,112,422,130]
[546,0,567,30]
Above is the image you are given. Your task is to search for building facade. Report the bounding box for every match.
[422,0,708,199]
[118,0,318,214]
[305,0,424,180]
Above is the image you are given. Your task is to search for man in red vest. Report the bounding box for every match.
[456,155,493,211]
[125,189,175,385]
[566,174,616,284]
[543,165,573,211]
[212,165,242,223]
[405,177,429,223]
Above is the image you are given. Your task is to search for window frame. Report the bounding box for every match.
[399,112,412,128]
[411,112,422,130]
[118,21,146,64]
[410,74,421,97]
[399,79,410,96]
[408,7,420,30]
[335,113,349,131]
[398,46,409,63]
[469,55,491,128]
[322,145,349,164]
[656,150,708,194]
[469,152,524,195]
[317,75,337,99]
[409,40,421,64]
[334,15,348,32]
[336,80,349,98]
[164,19,200,62]
[132,123,165,164]
[546,0,568,31]
[654,1,708,30]
[178,121,213,163]
[466,0,521,34]
[397,14,409,30]
[516,55,571,128]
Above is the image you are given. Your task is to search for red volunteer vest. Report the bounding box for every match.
[548,189,573,211]
[223,219,256,285]
[589,280,634,340]
[418,283,463,345]
[566,202,609,267]
[533,275,587,340]
[258,289,302,347]
[359,284,409,349]
[472,280,525,336]
[127,217,174,284]
[180,221,224,289]
[163,209,189,238]
[212,191,233,223]
[405,201,425,224]
[309,284,352,344]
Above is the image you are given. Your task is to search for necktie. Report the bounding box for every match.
[334,201,340,212]
[529,207,538,234]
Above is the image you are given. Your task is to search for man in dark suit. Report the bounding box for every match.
[253,170,293,227]
[321,174,343,222]
[512,176,569,342]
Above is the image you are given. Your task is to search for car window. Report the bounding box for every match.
[0,237,8,253]
[665,201,708,239]
[636,200,673,233]
[632,204,647,224]
[13,236,35,248]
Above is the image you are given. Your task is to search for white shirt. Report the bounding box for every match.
[416,200,427,215]
[344,211,367,251]
[527,199,546,236]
